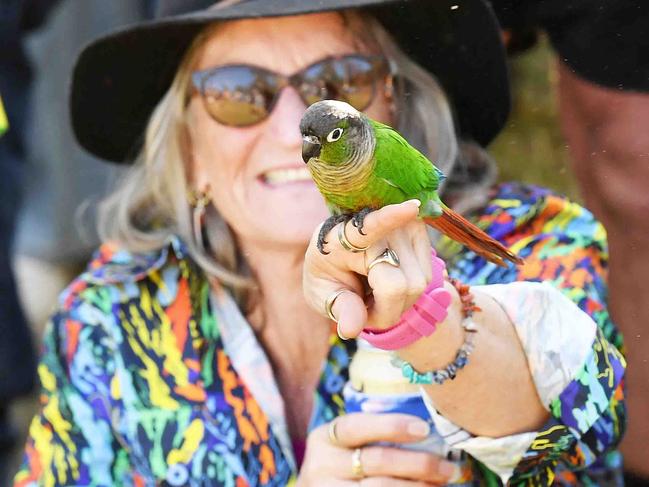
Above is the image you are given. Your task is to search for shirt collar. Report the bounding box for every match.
[83,235,189,286]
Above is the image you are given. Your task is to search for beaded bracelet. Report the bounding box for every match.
[395,278,480,385]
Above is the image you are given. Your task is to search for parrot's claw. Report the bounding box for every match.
[350,207,373,236]
[317,214,349,254]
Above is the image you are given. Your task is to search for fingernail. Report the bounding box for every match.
[406,199,421,208]
[439,460,461,480]
[336,322,348,341]
[407,420,430,437]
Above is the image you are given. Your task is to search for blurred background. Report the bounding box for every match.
[491,36,579,201]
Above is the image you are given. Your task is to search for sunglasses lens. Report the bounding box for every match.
[300,56,380,110]
[336,56,378,110]
[199,66,275,126]
[299,63,329,106]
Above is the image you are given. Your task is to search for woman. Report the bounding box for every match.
[14,0,625,486]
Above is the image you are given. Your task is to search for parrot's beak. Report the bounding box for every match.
[301,135,321,163]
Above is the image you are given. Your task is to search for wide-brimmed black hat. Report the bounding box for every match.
[70,0,510,163]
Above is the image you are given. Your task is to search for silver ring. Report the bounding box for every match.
[367,248,400,273]
[351,447,365,479]
[338,222,369,253]
[325,289,348,323]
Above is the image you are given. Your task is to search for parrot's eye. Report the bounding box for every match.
[326,127,344,142]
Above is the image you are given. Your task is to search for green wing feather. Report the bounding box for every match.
[370,120,445,214]
[364,120,522,267]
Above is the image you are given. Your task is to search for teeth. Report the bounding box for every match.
[264,167,313,184]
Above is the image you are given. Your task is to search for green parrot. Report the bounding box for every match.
[299,100,522,267]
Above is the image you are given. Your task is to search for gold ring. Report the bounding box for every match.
[338,222,369,253]
[367,248,400,273]
[325,289,348,323]
[328,418,340,446]
[351,447,365,479]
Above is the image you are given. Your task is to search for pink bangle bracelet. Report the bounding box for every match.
[359,250,452,350]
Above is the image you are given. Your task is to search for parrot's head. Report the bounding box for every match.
[299,100,371,166]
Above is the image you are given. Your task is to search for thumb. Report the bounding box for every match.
[331,290,368,340]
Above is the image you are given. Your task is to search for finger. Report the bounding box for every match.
[332,288,368,339]
[305,442,452,485]
[365,241,408,329]
[410,222,434,285]
[358,447,457,484]
[387,230,428,309]
[306,419,449,486]
[329,413,432,447]
[303,234,367,322]
[333,200,421,254]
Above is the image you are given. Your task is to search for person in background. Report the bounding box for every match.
[0,1,61,483]
[490,1,649,482]
[2,1,160,481]
[14,0,625,485]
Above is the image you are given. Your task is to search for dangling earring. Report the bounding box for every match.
[188,185,212,251]
[384,74,397,119]
[384,74,395,102]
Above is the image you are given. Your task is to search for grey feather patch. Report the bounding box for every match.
[423,199,442,217]
[299,100,362,139]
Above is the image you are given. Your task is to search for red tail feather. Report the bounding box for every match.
[424,206,523,267]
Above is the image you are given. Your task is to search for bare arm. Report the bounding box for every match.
[397,283,548,438]
[558,61,649,476]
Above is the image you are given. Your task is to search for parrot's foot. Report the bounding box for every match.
[350,207,373,236]
[318,214,349,254]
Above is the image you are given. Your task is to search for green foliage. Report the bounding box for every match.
[488,36,581,201]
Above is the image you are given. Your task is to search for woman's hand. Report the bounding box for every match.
[303,200,434,339]
[296,413,458,486]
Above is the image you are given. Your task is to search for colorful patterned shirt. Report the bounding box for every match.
[14,183,626,486]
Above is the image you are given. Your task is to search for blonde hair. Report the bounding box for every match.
[98,11,496,304]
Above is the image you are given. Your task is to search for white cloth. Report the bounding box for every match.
[421,281,597,484]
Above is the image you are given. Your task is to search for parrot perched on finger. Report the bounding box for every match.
[299,100,523,267]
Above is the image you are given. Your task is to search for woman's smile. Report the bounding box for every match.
[260,166,314,186]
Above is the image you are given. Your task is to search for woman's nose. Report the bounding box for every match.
[266,86,307,146]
